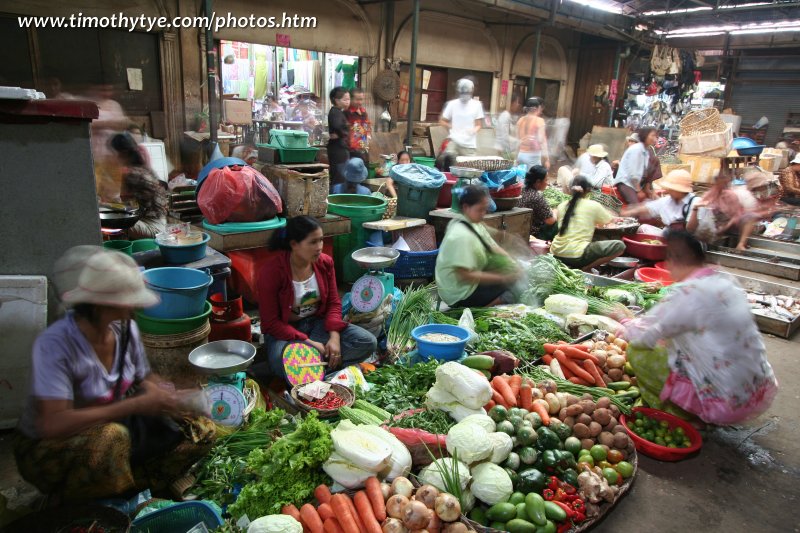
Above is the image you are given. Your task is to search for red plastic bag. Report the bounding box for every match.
[197,163,283,224]
[385,409,447,448]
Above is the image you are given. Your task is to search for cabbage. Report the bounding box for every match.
[434,362,492,409]
[487,432,513,464]
[605,289,638,306]
[446,422,493,464]
[470,462,513,505]
[461,489,476,513]
[545,294,589,316]
[322,452,375,489]
[356,424,412,481]
[425,383,487,422]
[418,457,471,492]
[331,421,392,472]
[248,515,303,533]
[459,414,496,433]
[565,314,623,338]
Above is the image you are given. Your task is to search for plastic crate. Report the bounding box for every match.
[131,502,223,533]
[269,142,319,163]
[270,129,309,148]
[368,245,438,279]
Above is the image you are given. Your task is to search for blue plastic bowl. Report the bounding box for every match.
[158,233,210,264]
[412,324,470,361]
[142,267,212,319]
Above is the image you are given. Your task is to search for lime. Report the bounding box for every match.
[659,420,670,429]
[675,426,685,436]
[509,492,526,505]
[635,419,644,428]
[590,445,608,462]
[489,405,508,422]
[579,455,595,467]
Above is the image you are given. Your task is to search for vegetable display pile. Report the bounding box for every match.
[388,409,456,436]
[542,187,570,208]
[364,360,440,413]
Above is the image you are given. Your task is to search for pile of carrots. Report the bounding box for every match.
[282,478,385,533]
[541,342,605,387]
[485,374,551,424]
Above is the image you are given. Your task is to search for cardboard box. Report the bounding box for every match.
[679,154,721,183]
[223,99,252,125]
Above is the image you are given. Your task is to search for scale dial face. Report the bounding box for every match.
[352,275,386,313]
[206,383,246,427]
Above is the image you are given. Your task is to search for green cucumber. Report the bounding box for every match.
[507,518,537,533]
[524,493,547,526]
[469,507,488,526]
[352,399,392,421]
[543,501,567,522]
[616,388,641,399]
[486,502,518,523]
[535,520,556,533]
[516,503,529,520]
[462,354,495,370]
[608,381,631,391]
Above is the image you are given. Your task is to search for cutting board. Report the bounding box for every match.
[369,132,404,163]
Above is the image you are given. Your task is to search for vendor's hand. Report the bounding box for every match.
[136,380,178,416]
[326,333,342,370]
[305,339,327,356]
[503,268,523,284]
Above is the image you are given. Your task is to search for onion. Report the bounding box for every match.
[442,524,468,533]
[427,512,442,533]
[392,476,415,499]
[381,483,392,502]
[415,484,440,509]
[403,500,433,530]
[434,493,461,523]
[387,495,410,519]
[383,518,409,533]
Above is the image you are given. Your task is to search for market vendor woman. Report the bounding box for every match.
[254,216,377,381]
[14,247,215,503]
[435,185,522,307]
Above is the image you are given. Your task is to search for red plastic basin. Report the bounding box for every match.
[654,261,668,271]
[437,174,458,208]
[491,182,524,199]
[636,267,674,286]
[619,407,702,461]
[623,234,667,261]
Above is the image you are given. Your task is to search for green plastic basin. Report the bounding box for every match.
[135,301,212,335]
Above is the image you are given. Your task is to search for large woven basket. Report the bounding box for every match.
[452,158,514,172]
[590,191,623,215]
[680,108,726,136]
[141,322,210,388]
[290,382,355,418]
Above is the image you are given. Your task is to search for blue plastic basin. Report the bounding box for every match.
[142,267,212,319]
[158,233,210,264]
[412,324,470,361]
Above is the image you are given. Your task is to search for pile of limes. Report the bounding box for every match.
[629,411,692,448]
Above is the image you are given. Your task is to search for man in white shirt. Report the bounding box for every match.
[622,169,697,235]
[440,78,485,157]
[573,144,614,189]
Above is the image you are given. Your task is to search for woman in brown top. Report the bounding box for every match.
[519,165,557,240]
[780,154,800,206]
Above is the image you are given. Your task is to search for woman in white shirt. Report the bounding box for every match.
[574,144,613,190]
[614,127,658,205]
[622,169,697,235]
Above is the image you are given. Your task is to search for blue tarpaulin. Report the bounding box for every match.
[390,163,447,189]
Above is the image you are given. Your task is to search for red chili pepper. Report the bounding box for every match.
[557,523,571,533]
[551,500,577,519]
[543,488,555,501]
[547,476,561,491]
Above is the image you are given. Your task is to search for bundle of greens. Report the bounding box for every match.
[590,282,665,310]
[542,187,571,208]
[227,412,333,519]
[388,408,455,435]
[193,408,291,506]
[364,359,439,413]
[387,284,436,359]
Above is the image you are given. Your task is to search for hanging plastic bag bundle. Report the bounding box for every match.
[196,157,283,224]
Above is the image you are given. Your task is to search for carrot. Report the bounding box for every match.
[542,354,553,364]
[531,401,551,425]
[561,345,600,364]
[569,376,592,386]
[492,376,517,407]
[344,494,367,533]
[543,343,560,354]
[485,400,496,411]
[300,504,325,533]
[364,477,386,522]
[557,340,569,344]
[509,375,522,401]
[323,518,345,533]
[572,343,591,352]
[492,389,509,408]
[583,360,606,388]
[317,503,335,522]
[331,494,360,533]
[519,382,533,411]
[315,484,332,505]
[282,504,302,522]
[555,350,596,385]
[560,364,574,379]
[354,491,382,533]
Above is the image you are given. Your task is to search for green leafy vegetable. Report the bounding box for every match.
[387,284,436,359]
[364,360,439,413]
[542,187,570,208]
[388,409,456,435]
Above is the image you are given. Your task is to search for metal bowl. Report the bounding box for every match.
[351,246,400,269]
[609,256,641,269]
[188,340,256,375]
[99,208,140,230]
[449,166,484,179]
[494,196,521,211]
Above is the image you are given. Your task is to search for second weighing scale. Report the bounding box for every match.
[189,340,256,427]
[350,247,400,313]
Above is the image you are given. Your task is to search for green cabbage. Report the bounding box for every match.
[470,462,514,505]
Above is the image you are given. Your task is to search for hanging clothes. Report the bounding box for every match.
[335,59,358,90]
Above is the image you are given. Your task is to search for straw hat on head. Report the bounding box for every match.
[656,169,693,194]
[586,144,608,158]
[54,246,159,308]
[627,133,639,143]
[792,154,800,165]
[744,169,771,190]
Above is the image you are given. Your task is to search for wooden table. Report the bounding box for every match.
[188,214,351,252]
[428,207,533,245]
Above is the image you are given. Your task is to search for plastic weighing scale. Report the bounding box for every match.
[350,247,400,313]
[188,340,256,427]
[449,167,484,211]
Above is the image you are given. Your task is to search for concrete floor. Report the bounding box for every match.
[1,267,799,532]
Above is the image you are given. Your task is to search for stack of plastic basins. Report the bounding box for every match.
[327,194,388,283]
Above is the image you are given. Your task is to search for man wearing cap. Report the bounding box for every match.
[780,154,800,206]
[14,247,215,503]
[574,144,614,189]
[440,78,485,157]
[332,157,372,195]
[622,169,697,234]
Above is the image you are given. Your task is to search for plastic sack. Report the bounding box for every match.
[458,308,480,346]
[389,163,447,189]
[197,158,283,224]
[387,408,447,448]
[481,165,526,190]
[326,365,369,392]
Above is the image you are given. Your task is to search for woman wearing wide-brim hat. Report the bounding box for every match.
[623,169,698,234]
[13,246,215,504]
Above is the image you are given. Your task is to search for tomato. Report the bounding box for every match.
[602,467,620,485]
[607,449,624,464]
[615,461,634,479]
[590,445,607,463]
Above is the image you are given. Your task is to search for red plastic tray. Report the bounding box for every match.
[619,407,702,461]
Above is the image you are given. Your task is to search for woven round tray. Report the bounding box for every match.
[290,382,355,418]
[460,446,638,533]
[680,108,726,136]
[590,191,623,215]
[452,159,514,172]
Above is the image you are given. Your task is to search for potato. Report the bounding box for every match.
[611,425,627,434]
[594,353,608,367]
[606,334,617,343]
[594,342,608,351]
[577,414,593,426]
[581,438,596,450]
[619,448,629,461]
[579,400,596,415]
[604,417,618,432]
[566,404,584,418]
[630,377,639,387]
[589,421,602,437]
[573,423,591,439]
[545,393,561,415]
[622,374,632,383]
[602,374,613,385]
[559,408,568,421]
[595,396,611,410]
[592,408,612,427]
[607,368,624,382]
[566,394,580,406]
[614,338,628,350]
[598,431,615,448]
[563,416,576,428]
[609,405,620,419]
[613,432,631,450]
[581,393,594,401]
[607,354,626,369]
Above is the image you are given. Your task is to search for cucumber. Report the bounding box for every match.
[516,503,529,520]
[525,493,547,526]
[486,502,518,523]
[608,381,631,391]
[469,507,488,526]
[507,518,537,533]
[535,521,556,533]
[352,399,392,421]
[462,354,495,370]
[616,388,641,399]
[338,407,382,425]
[490,522,509,531]
[543,501,567,522]
[481,369,492,380]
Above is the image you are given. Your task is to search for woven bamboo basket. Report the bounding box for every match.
[590,191,623,215]
[373,185,397,219]
[452,159,514,172]
[141,322,210,388]
[290,383,355,418]
[680,108,726,136]
[460,447,639,533]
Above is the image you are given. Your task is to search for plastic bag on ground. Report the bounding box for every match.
[458,308,480,346]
